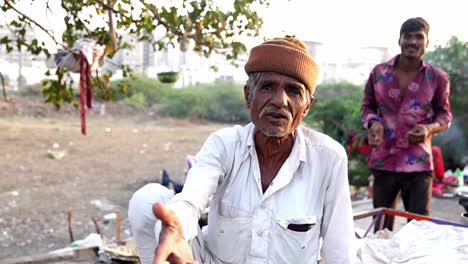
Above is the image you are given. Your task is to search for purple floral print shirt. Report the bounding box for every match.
[361,55,452,173]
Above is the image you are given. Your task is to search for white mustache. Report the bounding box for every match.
[259,106,292,119]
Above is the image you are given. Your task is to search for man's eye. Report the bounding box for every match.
[262,84,273,90]
[288,88,301,95]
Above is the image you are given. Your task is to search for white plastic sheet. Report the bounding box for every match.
[357,220,468,263]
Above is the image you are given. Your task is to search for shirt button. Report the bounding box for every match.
[220,229,224,234]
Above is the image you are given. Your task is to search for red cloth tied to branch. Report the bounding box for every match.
[79,51,92,135]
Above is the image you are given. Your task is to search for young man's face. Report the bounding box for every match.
[244,72,313,138]
[399,29,428,60]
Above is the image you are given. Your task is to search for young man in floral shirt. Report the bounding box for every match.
[360,17,452,230]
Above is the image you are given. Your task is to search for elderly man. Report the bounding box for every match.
[128,36,355,264]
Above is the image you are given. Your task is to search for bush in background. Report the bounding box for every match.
[123,92,146,110]
[433,121,467,169]
[305,81,370,186]
[112,75,172,106]
[15,83,44,97]
[160,80,249,123]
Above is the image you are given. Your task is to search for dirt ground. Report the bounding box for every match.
[0,96,466,260]
[0,96,226,259]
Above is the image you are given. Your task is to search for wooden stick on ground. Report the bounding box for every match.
[116,210,122,242]
[68,210,74,243]
[91,216,102,238]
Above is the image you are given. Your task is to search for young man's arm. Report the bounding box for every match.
[406,72,452,143]
[360,70,381,129]
[361,70,384,146]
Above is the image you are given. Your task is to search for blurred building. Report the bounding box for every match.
[303,40,391,85]
[0,28,48,88]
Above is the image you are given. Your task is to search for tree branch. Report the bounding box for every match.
[106,0,117,52]
[4,0,76,54]
[137,0,184,38]
[91,0,142,22]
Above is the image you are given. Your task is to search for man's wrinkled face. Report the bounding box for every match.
[399,29,428,60]
[244,72,313,138]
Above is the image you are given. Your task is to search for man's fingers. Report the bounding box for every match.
[153,243,171,264]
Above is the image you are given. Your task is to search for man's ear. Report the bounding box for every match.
[244,84,251,108]
[303,95,314,116]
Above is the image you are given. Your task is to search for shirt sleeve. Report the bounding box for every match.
[432,71,452,128]
[360,70,382,129]
[166,133,227,241]
[320,155,356,263]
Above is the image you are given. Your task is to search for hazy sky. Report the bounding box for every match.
[4,0,468,54]
[258,0,468,53]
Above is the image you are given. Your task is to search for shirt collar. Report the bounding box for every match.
[387,55,427,72]
[245,123,307,164]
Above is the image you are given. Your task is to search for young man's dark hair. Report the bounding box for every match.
[399,17,430,38]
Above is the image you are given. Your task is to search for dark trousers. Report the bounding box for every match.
[371,169,433,231]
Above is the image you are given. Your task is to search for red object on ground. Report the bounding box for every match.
[347,134,372,155]
[431,146,449,197]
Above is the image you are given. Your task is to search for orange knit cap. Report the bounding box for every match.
[244,36,320,94]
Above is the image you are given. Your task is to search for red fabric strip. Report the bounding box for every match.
[79,52,87,135]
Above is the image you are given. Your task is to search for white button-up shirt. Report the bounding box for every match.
[167,123,355,263]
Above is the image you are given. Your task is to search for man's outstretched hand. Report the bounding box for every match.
[152,202,198,264]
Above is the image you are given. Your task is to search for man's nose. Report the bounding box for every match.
[270,88,288,107]
[408,37,418,45]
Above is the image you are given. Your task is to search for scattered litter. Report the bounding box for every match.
[10,191,19,196]
[7,200,17,208]
[105,128,111,132]
[52,143,60,149]
[132,129,138,133]
[105,239,138,259]
[68,233,103,249]
[90,199,119,212]
[47,149,66,160]
[164,142,172,151]
[103,213,117,221]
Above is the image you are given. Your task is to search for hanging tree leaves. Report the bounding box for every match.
[0,0,270,108]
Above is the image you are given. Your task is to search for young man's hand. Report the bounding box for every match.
[368,120,384,146]
[152,202,198,264]
[406,124,431,144]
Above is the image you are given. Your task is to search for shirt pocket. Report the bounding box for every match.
[275,216,319,249]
